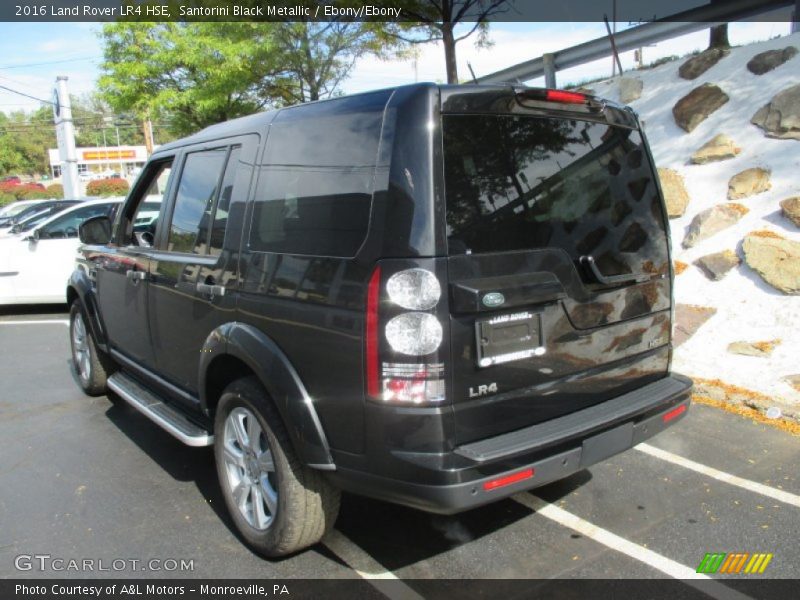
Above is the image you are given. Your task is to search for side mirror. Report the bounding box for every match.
[79,216,112,245]
[32,228,40,241]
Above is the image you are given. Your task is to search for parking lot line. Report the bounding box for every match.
[0,319,69,326]
[323,530,424,600]
[635,443,800,508]
[514,493,752,600]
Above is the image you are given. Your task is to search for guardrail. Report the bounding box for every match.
[475,0,796,86]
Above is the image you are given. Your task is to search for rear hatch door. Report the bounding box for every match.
[442,94,673,445]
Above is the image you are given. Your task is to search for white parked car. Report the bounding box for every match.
[0,199,122,304]
[0,199,47,220]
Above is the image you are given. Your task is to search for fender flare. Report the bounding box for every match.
[198,322,335,470]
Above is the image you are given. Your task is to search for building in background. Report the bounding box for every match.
[48,146,148,180]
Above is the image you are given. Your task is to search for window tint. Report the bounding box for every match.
[249,92,388,257]
[41,203,116,238]
[208,146,241,256]
[443,115,669,278]
[168,148,227,254]
[125,160,173,246]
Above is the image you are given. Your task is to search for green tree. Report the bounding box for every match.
[99,22,281,136]
[266,21,406,104]
[0,107,56,176]
[99,21,403,137]
[0,94,151,179]
[71,93,146,148]
[392,0,512,84]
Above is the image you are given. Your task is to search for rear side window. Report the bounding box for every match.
[443,115,669,277]
[208,146,241,256]
[168,148,228,254]
[248,92,388,257]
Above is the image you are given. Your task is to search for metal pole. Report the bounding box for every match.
[142,117,153,156]
[115,126,123,177]
[102,129,109,173]
[53,76,80,199]
[542,53,557,88]
[604,16,624,77]
[148,119,155,149]
[612,0,617,76]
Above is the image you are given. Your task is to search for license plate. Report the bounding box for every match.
[475,311,543,368]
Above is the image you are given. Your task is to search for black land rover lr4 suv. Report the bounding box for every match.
[69,84,692,557]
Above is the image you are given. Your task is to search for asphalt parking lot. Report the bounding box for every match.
[1,308,798,596]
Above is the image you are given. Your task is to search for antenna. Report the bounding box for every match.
[467,62,479,84]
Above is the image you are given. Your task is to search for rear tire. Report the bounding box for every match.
[214,376,340,557]
[69,301,112,396]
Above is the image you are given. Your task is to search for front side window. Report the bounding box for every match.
[122,159,173,247]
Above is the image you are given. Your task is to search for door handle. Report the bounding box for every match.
[126,269,148,283]
[196,282,226,297]
[579,255,653,286]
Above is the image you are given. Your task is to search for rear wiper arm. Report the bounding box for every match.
[579,255,653,286]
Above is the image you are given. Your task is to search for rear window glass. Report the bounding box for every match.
[248,91,388,257]
[443,115,669,278]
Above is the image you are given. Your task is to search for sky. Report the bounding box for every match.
[0,20,793,116]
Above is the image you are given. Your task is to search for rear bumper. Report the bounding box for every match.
[329,374,692,514]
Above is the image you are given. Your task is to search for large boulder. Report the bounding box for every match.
[727,340,780,357]
[678,48,729,80]
[673,304,717,347]
[657,168,690,218]
[682,203,749,248]
[694,249,741,280]
[673,84,729,133]
[727,167,771,200]
[619,77,643,104]
[690,134,741,164]
[746,46,798,75]
[751,84,800,140]
[742,231,800,295]
[779,196,800,227]
[784,375,800,394]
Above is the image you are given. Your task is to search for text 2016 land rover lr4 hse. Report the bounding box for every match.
[68,84,692,556]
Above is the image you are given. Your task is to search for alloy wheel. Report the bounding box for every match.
[71,312,91,383]
[222,407,279,530]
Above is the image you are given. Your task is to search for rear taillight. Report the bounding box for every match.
[365,264,446,405]
[483,468,534,491]
[382,363,445,404]
[386,268,440,310]
[545,89,587,104]
[662,403,687,423]
[517,88,591,107]
[366,266,382,398]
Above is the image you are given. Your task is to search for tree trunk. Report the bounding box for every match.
[442,23,458,84]
[709,24,730,49]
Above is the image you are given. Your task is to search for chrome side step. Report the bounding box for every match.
[107,372,214,447]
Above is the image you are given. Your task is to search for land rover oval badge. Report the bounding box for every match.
[482,292,505,308]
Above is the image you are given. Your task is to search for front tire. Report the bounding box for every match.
[214,377,340,557]
[69,301,111,396]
